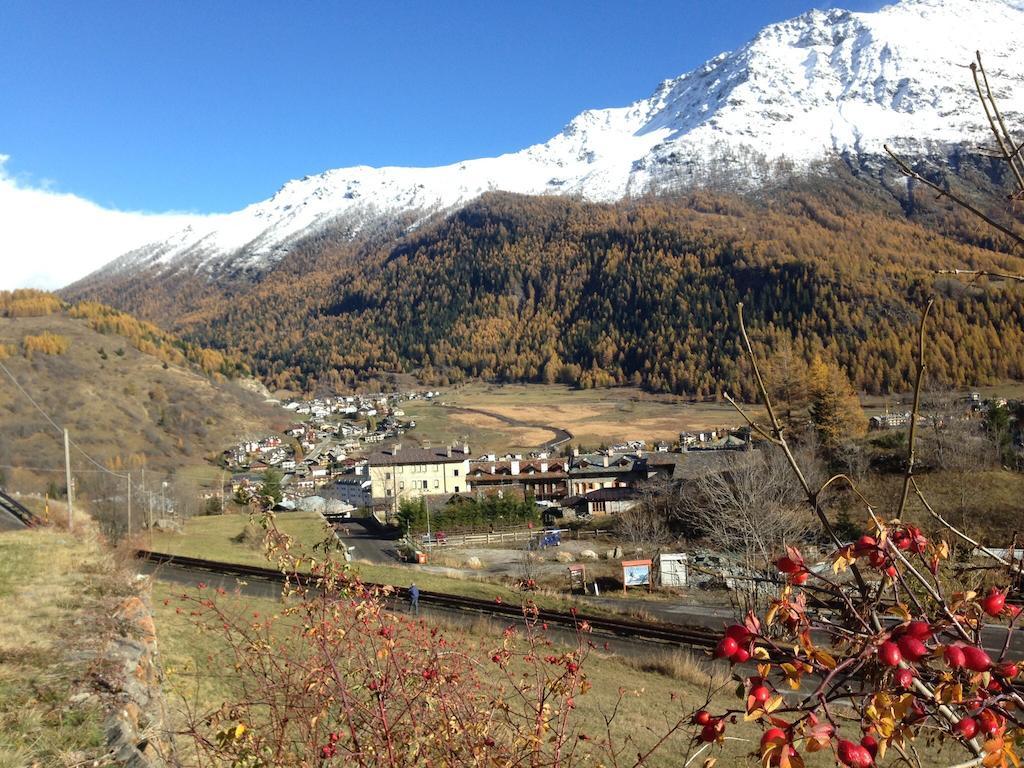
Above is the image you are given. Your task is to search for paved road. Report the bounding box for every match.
[329,516,401,564]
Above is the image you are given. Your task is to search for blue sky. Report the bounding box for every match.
[1,0,882,214]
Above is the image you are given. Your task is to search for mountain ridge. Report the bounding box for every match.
[66,0,1024,289]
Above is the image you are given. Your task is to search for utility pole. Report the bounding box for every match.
[127,472,132,539]
[63,428,74,529]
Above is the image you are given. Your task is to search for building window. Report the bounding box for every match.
[434,479,439,488]
[422,480,428,489]
[453,469,459,477]
[385,489,393,497]
[399,481,405,490]
[454,486,460,493]
[385,472,391,480]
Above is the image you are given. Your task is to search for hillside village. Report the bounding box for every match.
[222,387,758,520]
[222,385,1023,529]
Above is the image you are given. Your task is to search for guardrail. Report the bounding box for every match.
[421,527,610,548]
[0,488,38,528]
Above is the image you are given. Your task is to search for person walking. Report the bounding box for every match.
[409,582,420,615]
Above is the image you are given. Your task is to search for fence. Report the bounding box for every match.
[424,527,609,548]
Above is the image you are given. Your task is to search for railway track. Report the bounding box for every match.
[134,549,720,649]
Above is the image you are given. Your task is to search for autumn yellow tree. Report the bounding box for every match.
[807,355,865,455]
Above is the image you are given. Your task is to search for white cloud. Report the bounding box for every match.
[0,155,204,291]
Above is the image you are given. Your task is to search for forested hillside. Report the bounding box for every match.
[67,168,1024,398]
[0,291,283,495]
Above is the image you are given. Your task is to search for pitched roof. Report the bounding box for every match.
[365,445,470,466]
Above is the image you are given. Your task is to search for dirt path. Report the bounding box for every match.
[439,404,574,451]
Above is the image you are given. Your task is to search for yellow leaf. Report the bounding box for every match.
[233,723,247,740]
[886,604,912,622]
[753,647,771,660]
[814,650,837,670]
[833,548,855,574]
[765,695,784,713]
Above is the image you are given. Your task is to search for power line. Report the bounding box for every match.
[0,463,123,474]
[0,357,129,479]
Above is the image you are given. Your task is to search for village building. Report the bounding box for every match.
[566,450,647,496]
[467,455,569,500]
[365,443,472,508]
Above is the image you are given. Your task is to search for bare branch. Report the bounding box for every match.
[972,53,1024,194]
[884,144,1024,248]
[896,300,933,521]
[936,268,1024,283]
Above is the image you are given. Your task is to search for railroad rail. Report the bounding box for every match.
[0,488,37,529]
[134,549,720,649]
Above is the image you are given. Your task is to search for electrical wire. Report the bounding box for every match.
[0,357,129,479]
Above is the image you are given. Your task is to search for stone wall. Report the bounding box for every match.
[102,582,173,767]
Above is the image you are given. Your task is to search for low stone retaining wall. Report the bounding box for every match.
[102,583,173,767]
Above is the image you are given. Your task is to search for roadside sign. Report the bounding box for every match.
[621,559,652,592]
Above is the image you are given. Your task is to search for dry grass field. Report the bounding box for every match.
[153,578,750,767]
[0,528,125,767]
[402,382,760,453]
[0,312,284,495]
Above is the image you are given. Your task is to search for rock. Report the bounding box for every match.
[465,556,483,569]
[297,495,326,513]
[323,499,354,516]
[612,545,624,559]
[605,549,616,560]
[555,551,574,563]
[579,549,599,561]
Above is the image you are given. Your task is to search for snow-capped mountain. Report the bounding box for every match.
[75,0,1024,284]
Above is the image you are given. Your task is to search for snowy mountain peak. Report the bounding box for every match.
[75,0,1024,285]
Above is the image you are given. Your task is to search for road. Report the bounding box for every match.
[328,516,401,564]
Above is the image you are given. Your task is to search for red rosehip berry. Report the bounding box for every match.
[956,716,978,739]
[732,647,751,664]
[700,722,721,742]
[895,667,915,690]
[749,684,772,709]
[978,709,1003,736]
[724,624,752,644]
[837,738,874,768]
[693,710,712,726]
[944,645,966,669]
[962,646,992,673]
[714,636,739,659]
[896,635,929,662]
[996,662,1019,679]
[982,588,1006,617]
[904,620,933,640]
[761,727,787,748]
[860,734,878,758]
[853,535,877,556]
[878,641,902,667]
